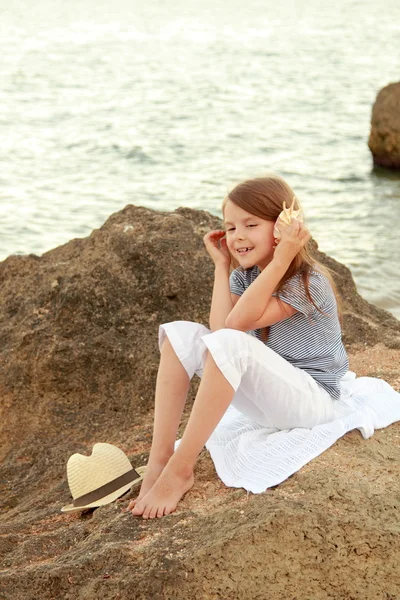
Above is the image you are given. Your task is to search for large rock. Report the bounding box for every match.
[0,205,399,600]
[368,81,400,169]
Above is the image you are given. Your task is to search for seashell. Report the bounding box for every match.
[273,195,304,240]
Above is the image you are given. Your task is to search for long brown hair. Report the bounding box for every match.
[223,175,343,333]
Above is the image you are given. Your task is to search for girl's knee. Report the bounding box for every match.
[159,322,211,378]
[208,327,250,346]
[159,322,210,351]
[203,328,252,365]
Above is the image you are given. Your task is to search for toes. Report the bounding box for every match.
[131,502,145,516]
[128,494,145,510]
[142,507,152,519]
[147,505,159,519]
[134,501,175,519]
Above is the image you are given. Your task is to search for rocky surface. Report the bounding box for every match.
[0,205,399,600]
[368,81,400,169]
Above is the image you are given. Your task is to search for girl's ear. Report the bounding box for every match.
[273,218,281,240]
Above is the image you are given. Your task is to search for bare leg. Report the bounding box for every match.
[131,352,235,519]
[127,337,190,509]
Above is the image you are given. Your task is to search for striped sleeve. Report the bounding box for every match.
[229,268,246,296]
[276,271,329,317]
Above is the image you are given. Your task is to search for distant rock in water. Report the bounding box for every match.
[368,81,400,169]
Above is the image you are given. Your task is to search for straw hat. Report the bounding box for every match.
[61,443,146,513]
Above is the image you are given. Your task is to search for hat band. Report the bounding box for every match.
[73,468,140,507]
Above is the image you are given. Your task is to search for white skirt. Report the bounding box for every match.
[159,320,337,430]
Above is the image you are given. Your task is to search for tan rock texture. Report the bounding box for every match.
[368,81,400,169]
[0,205,399,600]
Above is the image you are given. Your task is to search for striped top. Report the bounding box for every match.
[229,266,349,399]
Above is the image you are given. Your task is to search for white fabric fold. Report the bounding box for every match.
[174,373,400,494]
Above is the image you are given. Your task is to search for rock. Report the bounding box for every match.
[0,205,399,600]
[312,242,400,350]
[368,81,400,169]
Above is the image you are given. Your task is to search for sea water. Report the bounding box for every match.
[1,0,399,317]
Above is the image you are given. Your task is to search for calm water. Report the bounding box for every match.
[1,0,400,317]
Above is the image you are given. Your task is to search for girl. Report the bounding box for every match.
[128,175,349,520]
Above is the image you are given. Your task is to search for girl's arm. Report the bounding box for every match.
[209,264,235,331]
[203,230,236,331]
[225,257,295,330]
[226,220,310,331]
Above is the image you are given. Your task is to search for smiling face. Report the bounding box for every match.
[223,199,276,271]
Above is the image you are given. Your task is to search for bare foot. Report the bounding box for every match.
[130,460,194,519]
[126,459,169,511]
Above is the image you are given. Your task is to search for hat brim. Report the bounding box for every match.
[61,468,145,514]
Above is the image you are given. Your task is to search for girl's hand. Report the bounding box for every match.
[273,219,311,264]
[203,230,231,267]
